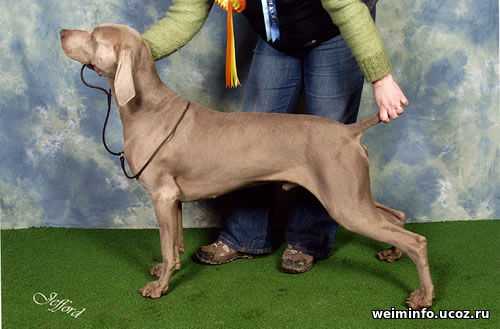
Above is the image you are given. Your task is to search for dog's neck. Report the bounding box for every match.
[107,59,188,173]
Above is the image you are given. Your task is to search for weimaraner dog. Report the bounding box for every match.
[60,24,434,309]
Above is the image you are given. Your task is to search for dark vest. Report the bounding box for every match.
[241,0,377,53]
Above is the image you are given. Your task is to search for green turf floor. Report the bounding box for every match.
[2,221,499,329]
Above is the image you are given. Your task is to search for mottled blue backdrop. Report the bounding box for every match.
[0,0,498,228]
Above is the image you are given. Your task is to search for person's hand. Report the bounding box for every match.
[372,74,409,123]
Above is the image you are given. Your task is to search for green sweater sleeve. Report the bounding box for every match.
[320,0,392,82]
[142,0,213,61]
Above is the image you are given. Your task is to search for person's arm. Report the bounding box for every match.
[321,0,389,82]
[321,0,408,122]
[142,0,214,61]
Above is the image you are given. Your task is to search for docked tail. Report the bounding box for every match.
[349,113,381,137]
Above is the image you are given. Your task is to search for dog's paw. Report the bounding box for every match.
[376,247,403,263]
[139,280,168,299]
[406,288,433,310]
[150,263,164,278]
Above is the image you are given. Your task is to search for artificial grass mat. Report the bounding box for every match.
[2,221,499,329]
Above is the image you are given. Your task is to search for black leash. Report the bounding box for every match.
[79,64,189,180]
[80,64,121,156]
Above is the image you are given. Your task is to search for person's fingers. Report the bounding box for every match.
[401,95,409,107]
[387,105,399,120]
[379,106,390,123]
[395,104,405,115]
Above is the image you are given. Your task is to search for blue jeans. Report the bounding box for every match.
[218,35,364,259]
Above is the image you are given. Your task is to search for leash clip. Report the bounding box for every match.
[119,153,140,180]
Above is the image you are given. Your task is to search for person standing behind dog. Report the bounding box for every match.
[142,0,408,273]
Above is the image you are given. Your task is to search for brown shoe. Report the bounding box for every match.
[281,245,314,274]
[194,240,253,265]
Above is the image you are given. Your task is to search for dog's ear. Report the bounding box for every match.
[114,48,135,107]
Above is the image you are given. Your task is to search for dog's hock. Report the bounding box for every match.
[114,48,136,106]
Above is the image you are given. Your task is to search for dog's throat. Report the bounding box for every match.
[120,98,190,178]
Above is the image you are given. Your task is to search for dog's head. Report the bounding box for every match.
[60,24,149,106]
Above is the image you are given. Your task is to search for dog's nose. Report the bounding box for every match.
[60,29,69,39]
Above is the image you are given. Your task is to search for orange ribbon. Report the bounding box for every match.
[215,0,246,88]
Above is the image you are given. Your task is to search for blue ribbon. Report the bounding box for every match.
[261,0,280,42]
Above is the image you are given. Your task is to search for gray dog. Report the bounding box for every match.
[60,24,434,309]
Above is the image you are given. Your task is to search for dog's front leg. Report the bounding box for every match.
[175,204,184,268]
[140,187,179,299]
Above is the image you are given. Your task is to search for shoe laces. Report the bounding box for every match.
[286,244,302,255]
[213,240,231,253]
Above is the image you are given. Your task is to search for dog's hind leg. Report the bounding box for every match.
[375,202,406,224]
[325,201,433,309]
[308,151,433,309]
[374,202,406,262]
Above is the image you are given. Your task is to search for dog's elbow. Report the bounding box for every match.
[151,186,180,203]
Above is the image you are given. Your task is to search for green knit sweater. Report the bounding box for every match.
[142,0,391,82]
